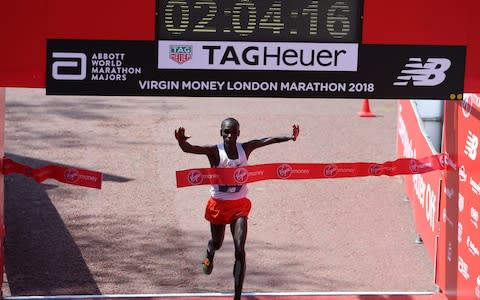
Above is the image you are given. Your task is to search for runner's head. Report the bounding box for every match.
[220,117,240,145]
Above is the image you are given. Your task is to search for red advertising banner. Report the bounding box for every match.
[176,155,445,188]
[1,157,102,189]
[396,100,444,267]
[398,97,480,300]
[454,94,480,299]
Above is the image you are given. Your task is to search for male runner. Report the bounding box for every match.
[175,117,299,300]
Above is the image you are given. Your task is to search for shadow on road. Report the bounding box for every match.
[3,153,132,295]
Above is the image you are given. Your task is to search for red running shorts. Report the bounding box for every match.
[204,197,252,225]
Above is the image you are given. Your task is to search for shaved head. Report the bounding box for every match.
[221,117,240,129]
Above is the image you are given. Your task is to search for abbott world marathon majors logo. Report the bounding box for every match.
[52,52,87,80]
[51,51,142,81]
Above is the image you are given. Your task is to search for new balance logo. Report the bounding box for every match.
[393,58,451,86]
[464,130,478,160]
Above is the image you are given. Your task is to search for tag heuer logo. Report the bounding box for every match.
[170,45,192,64]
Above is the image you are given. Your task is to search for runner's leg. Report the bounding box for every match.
[203,223,226,274]
[208,223,226,259]
[231,217,247,300]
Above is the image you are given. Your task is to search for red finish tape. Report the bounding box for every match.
[176,154,447,188]
[1,157,102,189]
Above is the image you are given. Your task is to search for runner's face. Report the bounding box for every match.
[221,121,239,144]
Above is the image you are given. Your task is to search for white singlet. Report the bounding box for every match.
[210,142,249,200]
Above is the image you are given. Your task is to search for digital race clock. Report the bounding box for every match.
[156,0,363,42]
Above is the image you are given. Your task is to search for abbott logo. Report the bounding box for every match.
[393,58,451,86]
[52,52,87,80]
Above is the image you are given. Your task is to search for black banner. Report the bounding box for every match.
[46,39,465,99]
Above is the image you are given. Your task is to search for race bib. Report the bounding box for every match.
[218,185,243,193]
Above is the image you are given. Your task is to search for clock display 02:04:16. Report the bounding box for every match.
[160,0,353,40]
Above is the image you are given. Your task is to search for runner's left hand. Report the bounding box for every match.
[292,124,300,141]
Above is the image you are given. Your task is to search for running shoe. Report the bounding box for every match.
[202,255,214,275]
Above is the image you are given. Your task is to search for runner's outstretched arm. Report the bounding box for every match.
[175,127,216,155]
[243,124,299,157]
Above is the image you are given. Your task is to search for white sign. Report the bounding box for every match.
[158,41,358,71]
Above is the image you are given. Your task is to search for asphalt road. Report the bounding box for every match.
[2,89,436,296]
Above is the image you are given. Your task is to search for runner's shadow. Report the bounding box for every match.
[2,153,129,295]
